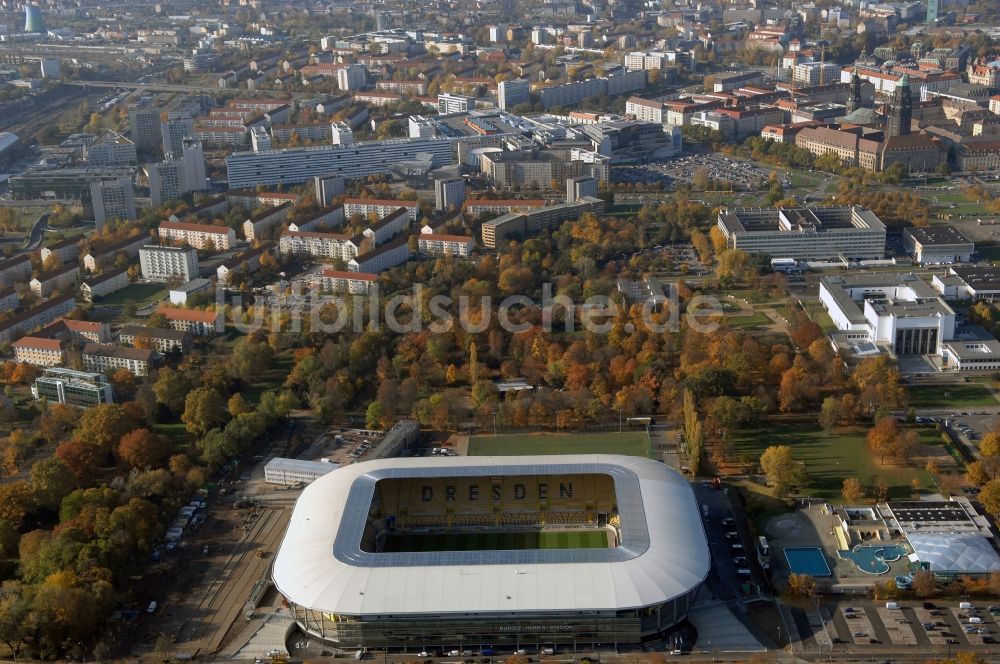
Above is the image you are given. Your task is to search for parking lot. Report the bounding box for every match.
[612,154,772,190]
[824,600,999,649]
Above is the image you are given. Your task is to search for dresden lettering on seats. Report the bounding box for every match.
[420,482,574,501]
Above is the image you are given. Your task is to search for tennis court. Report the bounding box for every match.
[382,529,610,552]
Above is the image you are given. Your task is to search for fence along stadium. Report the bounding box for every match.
[272,455,709,649]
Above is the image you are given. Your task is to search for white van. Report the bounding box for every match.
[737,568,751,577]
[969,616,983,624]
[885,602,899,610]
[960,601,974,610]
[147,601,158,613]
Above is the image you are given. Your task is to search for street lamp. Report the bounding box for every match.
[491,411,498,435]
[618,409,623,433]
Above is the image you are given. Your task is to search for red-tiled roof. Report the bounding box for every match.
[12,336,62,351]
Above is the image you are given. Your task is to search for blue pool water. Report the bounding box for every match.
[784,547,832,576]
[838,544,908,575]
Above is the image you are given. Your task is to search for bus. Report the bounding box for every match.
[757,536,770,570]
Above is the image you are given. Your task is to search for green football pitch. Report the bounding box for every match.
[382,530,609,552]
[467,432,649,458]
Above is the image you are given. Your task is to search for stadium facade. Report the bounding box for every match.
[273,455,709,649]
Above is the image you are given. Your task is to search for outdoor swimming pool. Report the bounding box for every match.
[838,544,908,575]
[784,547,832,577]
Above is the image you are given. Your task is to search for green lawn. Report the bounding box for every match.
[99,283,168,306]
[906,384,997,408]
[153,422,195,454]
[383,529,608,552]
[730,422,933,501]
[727,312,770,328]
[469,431,650,457]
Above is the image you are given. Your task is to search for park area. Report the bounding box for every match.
[728,422,934,501]
[468,431,650,458]
[905,383,997,409]
[99,283,168,307]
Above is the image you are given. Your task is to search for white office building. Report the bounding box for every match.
[820,273,955,356]
[438,93,474,115]
[139,245,199,282]
[716,206,886,260]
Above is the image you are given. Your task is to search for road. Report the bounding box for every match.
[21,211,48,251]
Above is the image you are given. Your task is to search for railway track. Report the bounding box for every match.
[172,506,291,654]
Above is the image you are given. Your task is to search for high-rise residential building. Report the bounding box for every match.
[139,245,199,282]
[497,79,530,110]
[330,122,354,146]
[86,131,137,167]
[438,93,475,115]
[148,161,181,208]
[147,138,205,207]
[886,75,912,138]
[179,137,206,190]
[250,126,271,152]
[40,58,60,78]
[161,112,194,158]
[90,177,136,228]
[128,102,163,152]
[32,368,114,407]
[315,175,345,206]
[566,176,598,203]
[337,64,367,91]
[23,4,43,32]
[927,0,939,23]
[434,178,466,212]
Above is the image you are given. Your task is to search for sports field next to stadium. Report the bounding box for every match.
[468,431,650,457]
[382,529,610,552]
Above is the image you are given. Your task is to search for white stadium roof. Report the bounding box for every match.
[272,454,710,618]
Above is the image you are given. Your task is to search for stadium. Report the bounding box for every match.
[272,454,709,650]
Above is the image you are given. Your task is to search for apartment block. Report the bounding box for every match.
[481,197,606,248]
[316,269,378,294]
[159,220,237,250]
[279,231,361,260]
[83,343,156,377]
[349,236,410,273]
[118,325,193,353]
[12,336,65,366]
[243,202,293,241]
[139,245,199,282]
[0,296,76,344]
[157,307,224,336]
[80,267,129,302]
[30,265,80,298]
[418,232,474,257]
[40,237,82,266]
